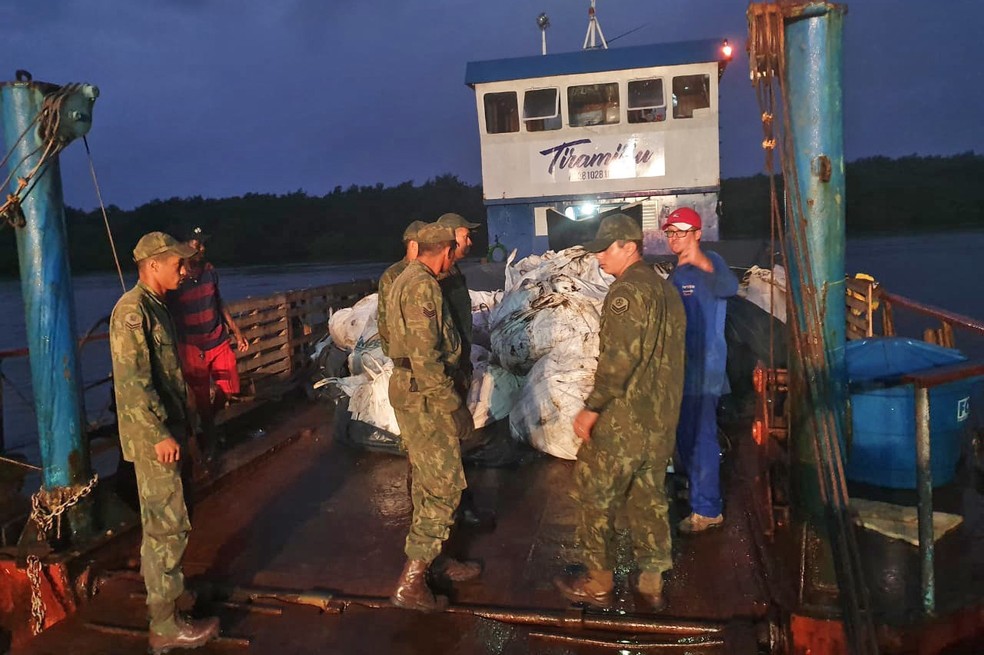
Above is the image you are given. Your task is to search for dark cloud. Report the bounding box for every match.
[3,1,982,210]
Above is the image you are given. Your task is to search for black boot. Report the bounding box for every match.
[457,489,496,529]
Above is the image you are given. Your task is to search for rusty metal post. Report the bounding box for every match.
[914,385,935,615]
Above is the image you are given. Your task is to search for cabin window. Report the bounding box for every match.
[567,83,620,127]
[524,88,561,132]
[627,78,666,123]
[484,92,519,134]
[672,74,711,119]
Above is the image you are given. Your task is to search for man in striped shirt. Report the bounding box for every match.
[167,228,248,461]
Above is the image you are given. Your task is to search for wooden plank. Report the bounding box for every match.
[240,321,288,341]
[846,312,868,331]
[845,294,869,314]
[237,322,287,338]
[246,360,292,379]
[845,278,873,294]
[241,334,290,358]
[227,293,288,314]
[233,307,289,326]
[239,351,290,375]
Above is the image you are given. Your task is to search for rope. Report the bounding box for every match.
[0,454,41,471]
[0,84,81,225]
[0,116,41,194]
[82,136,126,293]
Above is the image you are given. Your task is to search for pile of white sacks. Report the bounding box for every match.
[323,247,614,460]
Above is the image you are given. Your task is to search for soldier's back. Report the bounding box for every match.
[612,263,686,431]
[378,258,411,356]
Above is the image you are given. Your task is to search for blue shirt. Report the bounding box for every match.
[669,250,739,396]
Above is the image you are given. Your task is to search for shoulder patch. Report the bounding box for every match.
[124,312,142,330]
[421,301,437,319]
[610,296,630,315]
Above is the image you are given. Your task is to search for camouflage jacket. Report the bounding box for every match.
[386,261,462,413]
[584,261,686,433]
[110,282,189,462]
[438,263,472,367]
[377,258,410,357]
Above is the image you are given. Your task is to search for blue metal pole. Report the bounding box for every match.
[782,0,849,606]
[785,1,847,396]
[0,76,97,497]
[784,2,848,515]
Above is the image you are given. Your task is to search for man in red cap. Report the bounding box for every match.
[663,207,738,534]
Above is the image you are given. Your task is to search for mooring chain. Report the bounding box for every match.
[25,473,99,635]
[26,555,45,635]
[30,474,99,540]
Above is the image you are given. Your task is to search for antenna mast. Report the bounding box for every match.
[537,13,550,55]
[583,0,608,50]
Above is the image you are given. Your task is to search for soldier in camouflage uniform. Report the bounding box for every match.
[386,222,482,612]
[434,212,495,528]
[110,232,220,654]
[377,220,425,357]
[554,214,686,612]
[434,212,479,380]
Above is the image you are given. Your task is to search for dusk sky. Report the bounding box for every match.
[4,1,983,210]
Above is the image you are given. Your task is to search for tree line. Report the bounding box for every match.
[0,154,981,277]
[721,152,984,238]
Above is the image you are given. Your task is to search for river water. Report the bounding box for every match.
[2,232,982,463]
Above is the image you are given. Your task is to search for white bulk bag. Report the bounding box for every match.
[328,293,379,352]
[508,351,597,460]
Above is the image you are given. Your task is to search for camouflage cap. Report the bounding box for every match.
[414,222,456,245]
[402,220,427,242]
[436,212,480,230]
[132,231,198,262]
[581,213,644,253]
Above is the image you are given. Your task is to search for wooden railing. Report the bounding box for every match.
[226,281,376,404]
[0,279,377,450]
[845,276,984,348]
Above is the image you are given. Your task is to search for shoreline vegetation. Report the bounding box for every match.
[0,153,981,277]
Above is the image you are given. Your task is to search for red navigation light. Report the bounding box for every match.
[722,40,733,59]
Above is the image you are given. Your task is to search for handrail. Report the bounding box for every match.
[879,290,984,337]
[899,360,984,616]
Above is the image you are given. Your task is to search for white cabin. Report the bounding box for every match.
[465,39,732,257]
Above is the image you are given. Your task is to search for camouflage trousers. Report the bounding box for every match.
[133,457,192,636]
[572,419,674,575]
[394,407,467,563]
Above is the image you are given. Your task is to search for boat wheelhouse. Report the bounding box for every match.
[465,38,733,257]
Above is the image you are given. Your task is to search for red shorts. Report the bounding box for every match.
[179,341,240,410]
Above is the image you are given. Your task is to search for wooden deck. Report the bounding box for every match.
[18,401,772,654]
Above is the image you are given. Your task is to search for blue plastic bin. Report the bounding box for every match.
[844,337,980,489]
